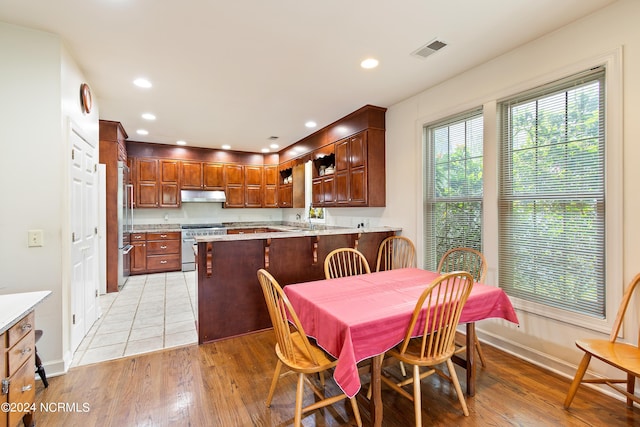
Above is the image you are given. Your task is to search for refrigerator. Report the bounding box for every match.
[117,161,133,289]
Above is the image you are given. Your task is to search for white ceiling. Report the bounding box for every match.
[0,0,617,153]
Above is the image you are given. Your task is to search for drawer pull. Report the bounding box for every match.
[160,234,167,238]
[161,245,167,249]
[21,384,33,392]
[160,260,167,264]
[21,323,32,332]
[21,347,32,355]
[134,235,142,239]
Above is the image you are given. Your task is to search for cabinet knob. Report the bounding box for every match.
[21,384,33,392]
[161,245,167,249]
[21,347,32,356]
[21,323,32,332]
[160,234,167,238]
[160,260,167,264]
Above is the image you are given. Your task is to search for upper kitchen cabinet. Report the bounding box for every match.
[181,161,225,190]
[132,157,181,208]
[263,165,279,208]
[303,105,386,208]
[224,164,245,208]
[244,165,263,208]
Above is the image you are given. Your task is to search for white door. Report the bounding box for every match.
[70,126,99,352]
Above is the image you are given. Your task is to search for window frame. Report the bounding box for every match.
[423,109,484,272]
[495,53,623,333]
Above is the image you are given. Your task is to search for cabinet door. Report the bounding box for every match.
[279,185,292,207]
[130,241,147,273]
[335,139,349,172]
[225,164,244,185]
[181,161,203,189]
[335,171,349,204]
[245,185,263,208]
[322,175,336,206]
[348,167,367,205]
[203,163,225,189]
[263,165,278,208]
[136,158,158,208]
[312,179,323,206]
[225,185,245,208]
[159,160,180,207]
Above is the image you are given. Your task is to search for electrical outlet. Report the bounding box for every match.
[28,229,44,247]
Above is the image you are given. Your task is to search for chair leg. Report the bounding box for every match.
[564,353,591,409]
[446,359,469,416]
[627,373,635,407]
[413,364,422,427]
[294,373,305,427]
[475,336,487,367]
[266,360,282,407]
[349,397,363,427]
[35,347,48,388]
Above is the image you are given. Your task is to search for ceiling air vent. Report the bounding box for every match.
[411,39,447,59]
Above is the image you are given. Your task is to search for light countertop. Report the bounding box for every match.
[0,291,51,335]
[195,225,402,242]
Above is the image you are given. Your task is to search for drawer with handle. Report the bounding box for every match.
[7,330,34,374]
[146,254,181,271]
[146,240,180,255]
[146,232,180,241]
[8,311,34,347]
[6,353,36,427]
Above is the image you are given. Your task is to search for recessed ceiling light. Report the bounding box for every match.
[136,129,149,135]
[176,140,187,146]
[360,58,379,69]
[305,121,317,128]
[269,143,279,149]
[142,113,156,120]
[133,78,152,88]
[221,144,231,150]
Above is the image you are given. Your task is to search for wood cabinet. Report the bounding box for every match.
[99,120,129,293]
[330,129,385,207]
[278,163,305,208]
[130,232,180,275]
[182,161,225,190]
[224,164,245,208]
[2,312,36,427]
[131,158,181,208]
[130,233,147,274]
[263,165,279,208]
[244,165,263,208]
[146,232,181,273]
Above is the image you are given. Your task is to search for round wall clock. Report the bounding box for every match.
[80,83,92,114]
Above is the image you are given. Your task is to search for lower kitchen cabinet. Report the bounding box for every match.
[130,231,181,275]
[2,311,36,427]
[146,232,181,273]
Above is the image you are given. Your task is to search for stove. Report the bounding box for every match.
[181,224,227,271]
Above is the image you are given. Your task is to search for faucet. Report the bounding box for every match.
[296,213,301,221]
[308,217,315,230]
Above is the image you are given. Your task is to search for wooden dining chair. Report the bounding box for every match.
[564,272,640,410]
[375,235,417,272]
[256,269,362,427]
[380,271,474,426]
[324,248,371,279]
[438,247,488,366]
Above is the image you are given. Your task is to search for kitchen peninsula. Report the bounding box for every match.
[194,225,401,343]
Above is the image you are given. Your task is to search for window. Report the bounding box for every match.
[424,110,483,270]
[498,68,605,318]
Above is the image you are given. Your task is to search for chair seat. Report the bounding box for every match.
[387,341,456,367]
[275,331,337,373]
[576,339,640,376]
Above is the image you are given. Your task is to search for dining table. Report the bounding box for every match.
[283,267,519,427]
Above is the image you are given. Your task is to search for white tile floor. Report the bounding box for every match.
[71,271,198,367]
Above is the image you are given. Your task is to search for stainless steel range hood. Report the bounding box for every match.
[180,190,226,203]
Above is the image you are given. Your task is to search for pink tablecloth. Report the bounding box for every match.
[283,268,519,398]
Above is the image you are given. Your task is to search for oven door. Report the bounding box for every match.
[181,233,197,272]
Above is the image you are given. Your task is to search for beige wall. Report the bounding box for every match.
[0,22,99,374]
[382,0,640,393]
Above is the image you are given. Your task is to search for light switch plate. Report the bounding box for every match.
[28,229,44,247]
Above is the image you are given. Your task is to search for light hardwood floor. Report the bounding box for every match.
[34,330,638,426]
